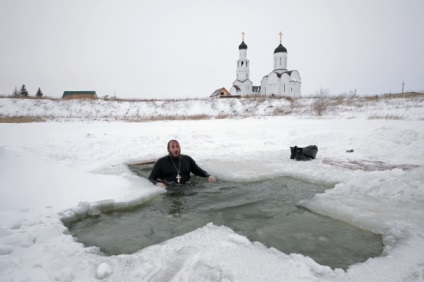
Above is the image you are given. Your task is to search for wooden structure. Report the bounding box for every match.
[210,87,239,98]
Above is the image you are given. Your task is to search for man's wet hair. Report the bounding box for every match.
[167,139,179,151]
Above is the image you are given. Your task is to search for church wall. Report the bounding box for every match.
[278,74,290,96]
[260,77,267,95]
[267,83,277,95]
[236,67,250,80]
[289,70,301,82]
[230,86,237,96]
[236,47,250,81]
[239,49,247,59]
[259,72,301,97]
[288,71,301,97]
[266,73,279,95]
[289,81,301,97]
[273,52,288,70]
[233,80,253,95]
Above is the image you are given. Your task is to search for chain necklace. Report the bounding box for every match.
[170,156,182,184]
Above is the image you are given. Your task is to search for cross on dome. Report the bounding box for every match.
[274,31,287,53]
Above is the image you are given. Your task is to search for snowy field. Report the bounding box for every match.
[0,96,424,281]
[1,94,424,121]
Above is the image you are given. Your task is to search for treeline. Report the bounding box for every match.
[12,84,43,97]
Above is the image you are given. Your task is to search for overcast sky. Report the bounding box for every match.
[1,0,423,99]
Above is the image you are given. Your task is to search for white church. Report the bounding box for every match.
[228,32,301,98]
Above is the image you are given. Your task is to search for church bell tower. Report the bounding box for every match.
[236,32,250,81]
[231,32,253,96]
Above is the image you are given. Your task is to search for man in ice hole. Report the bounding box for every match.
[148,139,217,188]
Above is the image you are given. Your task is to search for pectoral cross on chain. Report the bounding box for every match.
[176,174,181,184]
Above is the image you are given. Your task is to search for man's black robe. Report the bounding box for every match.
[148,154,210,185]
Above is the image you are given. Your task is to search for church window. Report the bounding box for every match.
[279,57,281,66]
[291,87,293,91]
[284,85,286,92]
[241,61,244,66]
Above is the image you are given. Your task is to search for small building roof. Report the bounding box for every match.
[62,91,97,99]
[210,87,230,97]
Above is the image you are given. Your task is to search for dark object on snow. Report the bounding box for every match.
[290,145,318,161]
[295,147,311,161]
[346,149,354,153]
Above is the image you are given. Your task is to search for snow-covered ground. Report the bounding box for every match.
[0,96,423,281]
[1,94,423,121]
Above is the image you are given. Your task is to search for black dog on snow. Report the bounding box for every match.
[290,145,318,161]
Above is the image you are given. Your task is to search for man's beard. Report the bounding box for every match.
[170,151,180,158]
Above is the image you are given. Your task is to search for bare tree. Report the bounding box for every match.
[311,87,330,116]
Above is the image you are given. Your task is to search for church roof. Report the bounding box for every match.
[239,41,248,50]
[276,70,292,78]
[274,43,287,54]
[262,70,295,79]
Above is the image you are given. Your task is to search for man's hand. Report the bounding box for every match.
[156,182,167,188]
[208,176,217,183]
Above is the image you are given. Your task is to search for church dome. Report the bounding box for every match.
[239,41,248,50]
[274,43,287,53]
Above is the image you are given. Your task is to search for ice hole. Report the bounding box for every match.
[64,163,383,270]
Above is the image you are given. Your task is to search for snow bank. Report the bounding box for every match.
[1,95,423,121]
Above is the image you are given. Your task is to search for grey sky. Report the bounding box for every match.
[1,0,423,99]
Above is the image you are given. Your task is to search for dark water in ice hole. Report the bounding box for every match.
[65,164,383,270]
